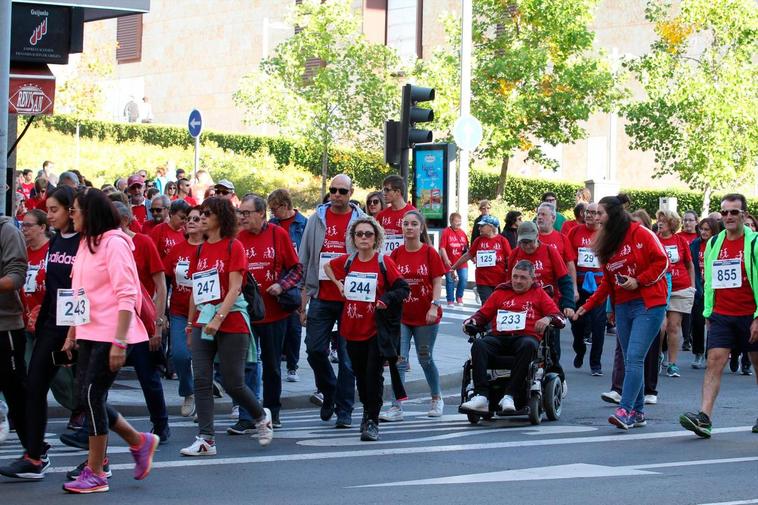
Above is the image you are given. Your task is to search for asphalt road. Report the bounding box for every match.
[2,338,757,505]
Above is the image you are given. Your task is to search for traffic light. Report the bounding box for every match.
[400,84,435,149]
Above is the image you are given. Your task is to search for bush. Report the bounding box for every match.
[39,115,390,189]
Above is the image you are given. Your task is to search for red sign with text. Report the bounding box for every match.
[9,65,55,115]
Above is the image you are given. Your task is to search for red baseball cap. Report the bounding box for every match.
[127,175,145,187]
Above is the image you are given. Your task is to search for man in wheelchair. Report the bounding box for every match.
[460,260,566,413]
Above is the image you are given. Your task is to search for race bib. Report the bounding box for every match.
[496,310,527,332]
[712,259,741,289]
[192,268,221,304]
[344,272,378,303]
[319,252,343,281]
[383,234,403,255]
[665,245,680,264]
[577,247,600,268]
[24,265,40,293]
[175,261,192,288]
[476,250,496,267]
[56,288,90,326]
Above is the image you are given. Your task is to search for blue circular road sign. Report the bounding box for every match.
[188,109,203,138]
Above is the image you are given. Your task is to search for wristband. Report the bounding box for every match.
[112,340,127,350]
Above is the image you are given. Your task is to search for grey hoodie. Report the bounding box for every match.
[298,202,365,299]
[0,216,27,331]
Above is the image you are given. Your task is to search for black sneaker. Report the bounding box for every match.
[320,401,335,421]
[151,425,170,445]
[360,420,379,442]
[573,352,584,369]
[679,411,712,438]
[729,353,739,373]
[335,412,352,429]
[226,420,255,435]
[66,458,112,481]
[741,362,753,376]
[60,429,90,450]
[752,418,758,434]
[0,455,48,479]
[271,412,282,429]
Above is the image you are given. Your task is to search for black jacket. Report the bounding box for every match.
[375,277,410,358]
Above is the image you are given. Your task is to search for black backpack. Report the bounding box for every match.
[196,239,265,322]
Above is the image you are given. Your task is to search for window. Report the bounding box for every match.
[387,0,421,63]
[116,14,143,64]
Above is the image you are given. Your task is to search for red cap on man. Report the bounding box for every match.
[127,175,145,187]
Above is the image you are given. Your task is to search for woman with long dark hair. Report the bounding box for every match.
[365,191,385,218]
[574,196,668,430]
[180,197,272,456]
[502,210,522,249]
[60,189,159,493]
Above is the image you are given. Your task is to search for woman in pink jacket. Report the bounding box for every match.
[61,189,159,494]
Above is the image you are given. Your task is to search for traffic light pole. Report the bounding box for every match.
[400,146,410,201]
[0,0,11,216]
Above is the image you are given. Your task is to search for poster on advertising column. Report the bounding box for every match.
[413,144,448,227]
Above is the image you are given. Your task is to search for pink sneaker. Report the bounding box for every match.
[62,466,109,494]
[130,432,160,480]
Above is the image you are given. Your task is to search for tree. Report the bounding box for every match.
[415,0,620,198]
[234,0,401,196]
[623,0,758,216]
[56,42,114,118]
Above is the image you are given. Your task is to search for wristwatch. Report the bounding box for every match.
[432,300,443,307]
[155,317,166,326]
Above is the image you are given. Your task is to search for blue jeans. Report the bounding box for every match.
[169,313,193,397]
[615,299,666,413]
[396,323,441,404]
[124,341,168,432]
[305,298,354,416]
[445,268,468,302]
[282,311,302,371]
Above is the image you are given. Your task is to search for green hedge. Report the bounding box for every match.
[39,115,391,189]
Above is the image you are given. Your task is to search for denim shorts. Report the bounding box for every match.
[707,313,758,352]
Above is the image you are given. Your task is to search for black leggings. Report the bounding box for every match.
[0,329,28,450]
[25,328,68,459]
[346,337,384,423]
[76,340,121,436]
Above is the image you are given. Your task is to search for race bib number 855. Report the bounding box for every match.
[712,259,741,289]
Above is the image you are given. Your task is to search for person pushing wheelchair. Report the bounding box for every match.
[461,260,566,413]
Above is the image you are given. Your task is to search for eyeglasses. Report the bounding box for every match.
[150,207,165,213]
[237,210,254,218]
[200,210,212,217]
[585,210,599,215]
[720,209,742,217]
[187,216,202,223]
[21,222,39,228]
[216,189,230,196]
[329,187,349,195]
[368,199,381,206]
[354,230,375,238]
[381,187,395,193]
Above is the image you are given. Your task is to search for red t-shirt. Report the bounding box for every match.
[141,220,159,236]
[132,232,164,296]
[132,204,148,225]
[376,202,416,235]
[178,195,198,206]
[658,234,693,292]
[567,224,601,276]
[22,242,49,325]
[468,234,512,287]
[713,235,756,316]
[698,240,706,279]
[318,208,352,302]
[129,219,143,234]
[150,222,186,258]
[506,244,568,303]
[539,230,577,263]
[677,231,698,245]
[163,239,196,318]
[390,244,447,326]
[20,182,34,200]
[329,253,403,341]
[561,219,579,236]
[34,197,48,210]
[476,285,560,339]
[189,238,249,333]
[440,227,469,265]
[237,225,300,324]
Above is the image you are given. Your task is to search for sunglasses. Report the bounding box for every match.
[368,199,381,206]
[200,210,213,217]
[329,187,349,195]
[354,230,375,238]
[720,209,742,217]
[187,216,202,223]
[150,207,165,213]
[216,189,230,196]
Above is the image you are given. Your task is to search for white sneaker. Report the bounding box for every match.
[461,394,489,413]
[181,395,196,417]
[329,349,339,363]
[180,436,216,456]
[498,394,516,413]
[0,401,9,444]
[255,408,274,447]
[286,370,300,382]
[644,394,658,405]
[601,390,621,404]
[379,405,404,422]
[230,405,239,420]
[561,380,568,399]
[427,398,444,417]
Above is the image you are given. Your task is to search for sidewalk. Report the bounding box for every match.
[48,294,480,418]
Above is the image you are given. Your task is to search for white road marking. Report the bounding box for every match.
[354,457,758,487]
[698,500,758,505]
[42,425,755,474]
